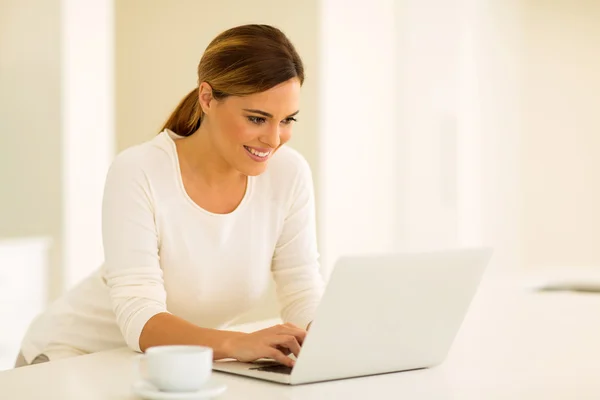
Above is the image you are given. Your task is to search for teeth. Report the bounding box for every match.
[247,147,270,158]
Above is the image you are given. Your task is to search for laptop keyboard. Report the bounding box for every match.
[249,364,294,375]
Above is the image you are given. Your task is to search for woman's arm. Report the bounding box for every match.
[140,314,306,366]
[139,313,243,358]
[101,152,169,353]
[271,154,325,329]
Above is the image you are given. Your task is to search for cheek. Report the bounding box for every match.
[279,128,292,147]
[218,118,252,145]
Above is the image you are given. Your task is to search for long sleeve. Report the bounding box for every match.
[18,132,331,360]
[271,156,325,329]
[100,151,169,352]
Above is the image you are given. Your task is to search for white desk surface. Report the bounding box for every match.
[1,273,600,400]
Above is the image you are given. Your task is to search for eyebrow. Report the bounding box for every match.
[243,109,300,118]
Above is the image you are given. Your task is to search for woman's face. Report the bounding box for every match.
[200,78,301,177]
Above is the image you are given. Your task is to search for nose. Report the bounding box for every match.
[260,124,281,149]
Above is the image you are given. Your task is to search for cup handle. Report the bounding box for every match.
[133,353,145,383]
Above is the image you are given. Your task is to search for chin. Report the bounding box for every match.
[242,164,269,177]
[233,157,270,176]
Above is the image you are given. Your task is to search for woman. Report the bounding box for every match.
[16,24,324,369]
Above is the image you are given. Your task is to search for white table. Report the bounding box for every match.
[1,273,600,399]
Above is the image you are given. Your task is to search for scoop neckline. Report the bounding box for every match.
[162,129,254,217]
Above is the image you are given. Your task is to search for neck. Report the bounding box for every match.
[176,123,244,187]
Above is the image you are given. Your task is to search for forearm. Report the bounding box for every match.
[139,312,246,359]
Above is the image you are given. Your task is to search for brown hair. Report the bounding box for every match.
[161,24,305,137]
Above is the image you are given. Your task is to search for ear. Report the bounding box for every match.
[198,82,214,114]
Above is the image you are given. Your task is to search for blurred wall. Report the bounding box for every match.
[521,0,600,267]
[115,0,320,323]
[0,0,63,299]
[61,0,115,292]
[319,0,397,274]
[476,0,523,273]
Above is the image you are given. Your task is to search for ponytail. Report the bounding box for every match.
[161,88,203,137]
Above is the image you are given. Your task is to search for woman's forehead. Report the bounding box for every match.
[225,79,301,115]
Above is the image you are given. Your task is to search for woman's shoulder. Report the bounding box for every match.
[268,145,312,178]
[260,145,314,194]
[107,132,173,176]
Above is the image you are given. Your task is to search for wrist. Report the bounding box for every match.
[217,331,247,360]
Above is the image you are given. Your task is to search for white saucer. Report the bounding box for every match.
[132,379,227,399]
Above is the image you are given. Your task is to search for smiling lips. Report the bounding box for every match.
[244,145,272,162]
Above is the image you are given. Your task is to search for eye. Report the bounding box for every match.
[282,117,297,125]
[247,116,266,125]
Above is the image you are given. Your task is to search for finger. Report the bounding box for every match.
[266,348,295,367]
[275,345,292,356]
[270,335,301,358]
[273,324,307,345]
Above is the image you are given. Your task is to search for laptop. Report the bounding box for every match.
[213,247,493,385]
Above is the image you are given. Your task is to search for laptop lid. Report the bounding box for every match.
[289,247,493,384]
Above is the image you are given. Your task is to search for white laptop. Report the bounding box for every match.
[213,247,493,385]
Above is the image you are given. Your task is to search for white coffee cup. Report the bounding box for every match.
[135,345,213,392]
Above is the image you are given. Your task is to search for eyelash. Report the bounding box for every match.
[247,116,297,125]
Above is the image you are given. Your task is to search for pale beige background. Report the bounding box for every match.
[520,0,600,268]
[0,0,63,299]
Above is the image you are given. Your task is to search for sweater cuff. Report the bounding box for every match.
[284,307,318,332]
[125,305,169,352]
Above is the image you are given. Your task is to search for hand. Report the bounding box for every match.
[222,323,307,367]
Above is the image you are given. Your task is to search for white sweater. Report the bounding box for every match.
[20,129,324,363]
